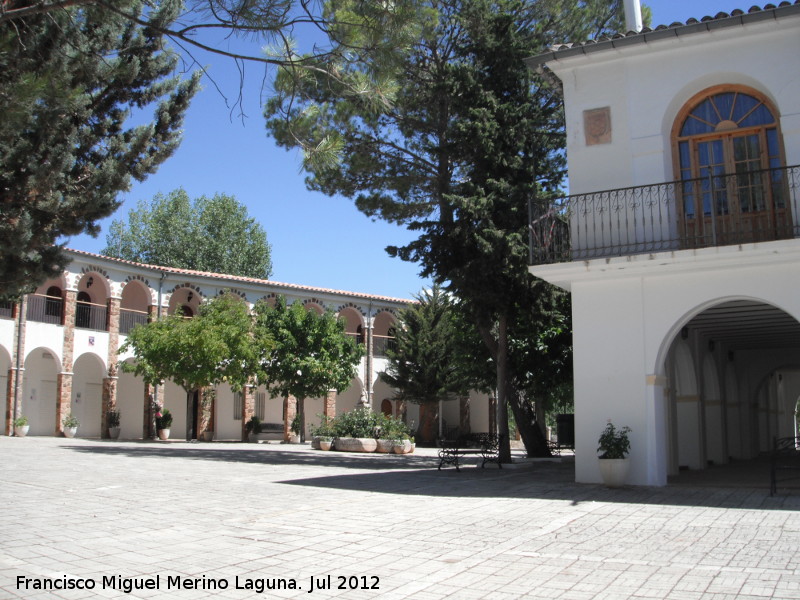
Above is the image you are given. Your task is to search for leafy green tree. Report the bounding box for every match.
[266,0,618,458]
[0,0,200,297]
[380,286,468,441]
[253,296,363,441]
[119,293,259,440]
[103,189,273,278]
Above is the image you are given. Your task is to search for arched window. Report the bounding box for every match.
[673,86,792,245]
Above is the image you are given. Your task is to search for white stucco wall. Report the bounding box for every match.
[547,241,800,485]
[549,15,800,196]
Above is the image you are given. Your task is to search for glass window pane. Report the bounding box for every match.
[739,104,774,128]
[766,128,779,158]
[731,93,760,122]
[713,92,735,121]
[679,141,690,170]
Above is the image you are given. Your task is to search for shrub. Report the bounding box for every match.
[13,416,28,427]
[327,408,410,440]
[62,413,79,428]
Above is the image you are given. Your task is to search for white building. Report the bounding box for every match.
[2,249,491,441]
[527,2,800,485]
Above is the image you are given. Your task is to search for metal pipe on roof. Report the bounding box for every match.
[623,0,643,32]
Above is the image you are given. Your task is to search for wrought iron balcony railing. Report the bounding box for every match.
[529,164,800,265]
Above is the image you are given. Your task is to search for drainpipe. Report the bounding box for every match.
[150,271,167,439]
[11,297,25,435]
[623,0,643,32]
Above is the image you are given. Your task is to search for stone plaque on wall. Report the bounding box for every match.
[583,107,612,145]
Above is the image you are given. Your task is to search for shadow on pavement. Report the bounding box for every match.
[65,442,800,511]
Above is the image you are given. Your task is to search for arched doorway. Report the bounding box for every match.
[662,299,800,477]
[22,348,61,435]
[72,353,106,437]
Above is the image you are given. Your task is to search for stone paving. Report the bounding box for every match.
[1,437,798,600]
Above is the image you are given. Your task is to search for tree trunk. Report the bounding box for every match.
[477,313,552,459]
[495,315,512,463]
[298,396,306,443]
[185,388,194,442]
[507,387,551,457]
[418,402,439,443]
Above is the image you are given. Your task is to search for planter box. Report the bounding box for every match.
[376,439,394,453]
[334,437,377,453]
[598,458,630,487]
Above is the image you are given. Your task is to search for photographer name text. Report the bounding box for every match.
[17,574,381,595]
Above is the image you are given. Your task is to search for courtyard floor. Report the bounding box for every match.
[1,437,798,599]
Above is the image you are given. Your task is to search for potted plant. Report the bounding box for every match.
[62,413,79,438]
[155,408,172,440]
[289,413,302,444]
[597,422,631,487]
[318,436,333,451]
[107,409,121,439]
[246,415,262,442]
[13,416,29,437]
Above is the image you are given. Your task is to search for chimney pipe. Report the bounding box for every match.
[623,0,643,33]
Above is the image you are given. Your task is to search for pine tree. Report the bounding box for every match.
[266,0,621,458]
[380,286,468,441]
[0,1,200,297]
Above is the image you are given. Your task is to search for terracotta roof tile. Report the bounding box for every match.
[66,248,413,304]
[527,1,800,67]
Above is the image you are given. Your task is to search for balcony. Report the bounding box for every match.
[119,308,149,335]
[75,300,108,331]
[529,164,800,265]
[26,294,63,325]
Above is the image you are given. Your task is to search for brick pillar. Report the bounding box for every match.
[198,387,216,438]
[6,296,27,435]
[488,396,497,436]
[241,385,254,441]
[6,367,21,435]
[100,297,121,439]
[366,320,374,408]
[459,396,471,435]
[283,395,297,442]
[144,383,163,439]
[57,290,77,436]
[324,389,337,420]
[56,372,73,435]
[101,376,118,438]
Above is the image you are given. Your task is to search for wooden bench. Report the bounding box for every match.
[770,436,800,496]
[438,433,502,471]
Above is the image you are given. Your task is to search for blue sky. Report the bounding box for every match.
[67,0,745,300]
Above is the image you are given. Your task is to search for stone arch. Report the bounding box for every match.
[657,296,800,479]
[337,306,365,346]
[372,310,398,357]
[120,279,152,335]
[303,299,325,315]
[168,284,203,317]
